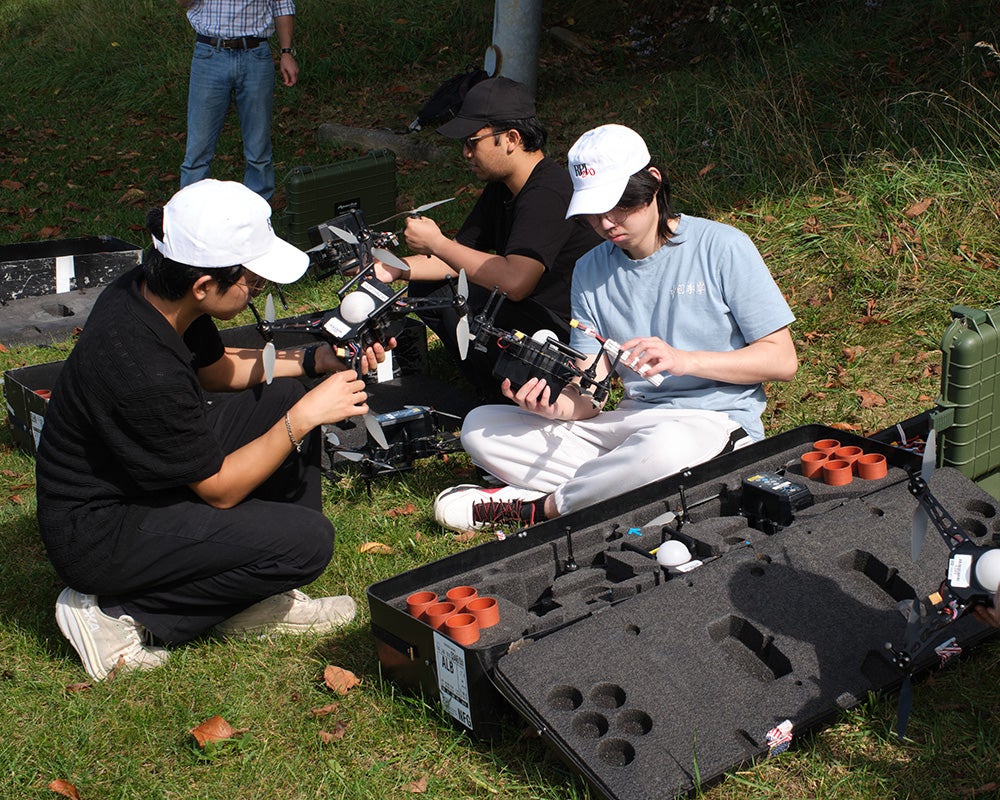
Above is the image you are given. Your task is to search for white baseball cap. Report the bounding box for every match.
[565,124,651,217]
[153,179,308,284]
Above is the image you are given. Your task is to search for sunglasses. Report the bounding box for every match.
[461,129,510,151]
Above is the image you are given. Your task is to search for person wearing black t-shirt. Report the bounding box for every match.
[372,77,601,402]
[35,180,387,681]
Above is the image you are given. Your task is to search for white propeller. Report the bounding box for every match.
[455,269,472,361]
[364,413,390,450]
[262,293,276,384]
[372,247,410,273]
[910,427,937,561]
[372,197,456,226]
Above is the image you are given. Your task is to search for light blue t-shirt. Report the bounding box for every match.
[568,214,795,440]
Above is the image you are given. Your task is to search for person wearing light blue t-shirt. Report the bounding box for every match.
[434,124,798,533]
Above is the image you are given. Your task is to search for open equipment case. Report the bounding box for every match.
[368,303,1000,800]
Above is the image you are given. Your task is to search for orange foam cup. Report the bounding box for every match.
[800,451,829,480]
[823,458,853,486]
[465,596,500,628]
[445,585,478,612]
[856,452,888,480]
[833,445,864,469]
[812,438,841,454]
[406,591,438,619]
[444,613,480,646]
[423,601,458,630]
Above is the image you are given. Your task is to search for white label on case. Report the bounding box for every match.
[434,630,473,730]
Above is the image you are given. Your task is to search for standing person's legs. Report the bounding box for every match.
[181,43,234,188]
[234,43,276,199]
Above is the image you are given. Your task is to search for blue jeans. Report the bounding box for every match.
[181,40,276,200]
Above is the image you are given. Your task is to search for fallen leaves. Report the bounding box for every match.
[323,665,361,695]
[358,541,395,555]
[904,197,933,218]
[189,715,246,748]
[48,779,81,799]
[386,503,416,517]
[856,389,886,408]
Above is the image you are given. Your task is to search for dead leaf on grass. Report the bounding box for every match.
[310,702,340,717]
[904,197,933,218]
[65,681,92,693]
[386,503,417,517]
[48,779,81,799]
[407,775,429,793]
[454,530,479,542]
[318,720,349,743]
[189,715,245,748]
[358,541,395,555]
[829,422,862,432]
[323,665,361,694]
[856,389,886,408]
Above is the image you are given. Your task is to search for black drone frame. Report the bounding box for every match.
[888,465,999,737]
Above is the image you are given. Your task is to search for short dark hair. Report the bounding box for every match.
[142,207,244,300]
[489,117,548,151]
[618,166,679,243]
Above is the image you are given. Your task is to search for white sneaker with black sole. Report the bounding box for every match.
[55,588,170,681]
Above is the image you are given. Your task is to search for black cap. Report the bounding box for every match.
[436,77,536,139]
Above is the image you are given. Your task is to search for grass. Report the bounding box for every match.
[2,0,1000,798]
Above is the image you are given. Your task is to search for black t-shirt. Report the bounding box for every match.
[455,156,601,322]
[35,266,226,580]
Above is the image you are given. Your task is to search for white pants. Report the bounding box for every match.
[460,400,750,516]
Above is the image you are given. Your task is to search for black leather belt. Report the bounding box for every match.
[196,34,264,49]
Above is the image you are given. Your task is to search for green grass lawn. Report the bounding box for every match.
[2,0,1000,798]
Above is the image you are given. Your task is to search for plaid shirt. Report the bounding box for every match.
[185,0,295,39]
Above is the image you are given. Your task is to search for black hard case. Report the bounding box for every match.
[368,424,1000,800]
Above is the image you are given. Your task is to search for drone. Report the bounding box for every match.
[323,404,463,483]
[885,428,1000,737]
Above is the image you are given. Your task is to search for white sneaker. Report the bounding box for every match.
[433,484,547,533]
[55,588,170,681]
[214,589,357,638]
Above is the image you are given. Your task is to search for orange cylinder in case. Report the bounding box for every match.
[812,438,840,454]
[445,585,478,611]
[465,596,500,628]
[800,451,829,479]
[423,601,458,630]
[832,445,863,470]
[823,459,853,486]
[406,591,438,618]
[445,613,480,645]
[856,452,888,480]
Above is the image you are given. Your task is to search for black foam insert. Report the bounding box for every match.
[368,426,1000,800]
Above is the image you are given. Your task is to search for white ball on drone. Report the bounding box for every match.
[532,329,558,343]
[975,548,1000,594]
[656,539,691,568]
[339,291,377,324]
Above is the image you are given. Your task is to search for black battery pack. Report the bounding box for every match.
[741,471,814,532]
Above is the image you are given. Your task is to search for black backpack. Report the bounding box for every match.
[407,65,489,132]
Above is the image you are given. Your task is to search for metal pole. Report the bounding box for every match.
[485,0,542,94]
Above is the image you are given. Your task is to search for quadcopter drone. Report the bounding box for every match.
[885,428,1000,737]
[323,404,463,483]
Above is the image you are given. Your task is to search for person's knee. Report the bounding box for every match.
[280,510,335,582]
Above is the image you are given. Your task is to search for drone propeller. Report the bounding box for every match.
[364,412,390,450]
[372,197,456,227]
[372,247,410,273]
[893,597,924,739]
[455,269,472,361]
[910,427,937,561]
[262,294,276,384]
